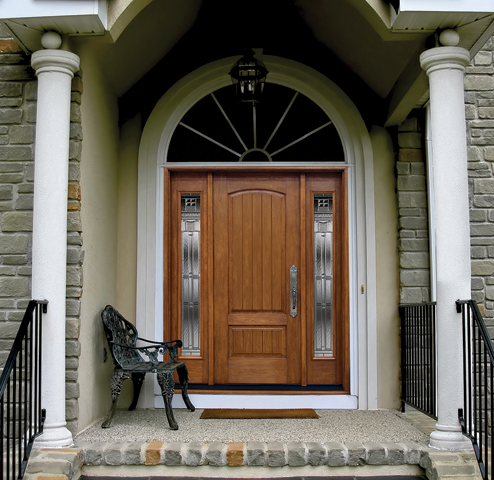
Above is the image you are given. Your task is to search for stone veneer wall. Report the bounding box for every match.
[465,36,494,334]
[0,30,83,435]
[395,113,431,305]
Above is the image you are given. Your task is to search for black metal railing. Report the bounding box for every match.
[399,302,437,419]
[457,299,494,480]
[0,300,47,480]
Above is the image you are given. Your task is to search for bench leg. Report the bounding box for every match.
[102,369,130,428]
[129,372,146,411]
[177,365,195,412]
[157,371,178,430]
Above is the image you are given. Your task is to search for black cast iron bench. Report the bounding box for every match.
[101,305,195,430]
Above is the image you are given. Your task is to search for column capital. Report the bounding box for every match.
[31,49,80,77]
[420,46,470,76]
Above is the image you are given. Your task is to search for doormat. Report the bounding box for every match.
[200,409,319,419]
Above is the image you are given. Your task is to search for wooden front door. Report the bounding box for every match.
[167,169,349,392]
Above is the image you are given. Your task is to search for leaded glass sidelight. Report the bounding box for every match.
[181,194,201,356]
[314,194,333,357]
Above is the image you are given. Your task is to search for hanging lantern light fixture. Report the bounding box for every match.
[229,48,268,104]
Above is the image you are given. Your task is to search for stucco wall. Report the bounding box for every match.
[371,126,401,410]
[76,42,121,432]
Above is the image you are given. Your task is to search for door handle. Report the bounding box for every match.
[290,265,298,318]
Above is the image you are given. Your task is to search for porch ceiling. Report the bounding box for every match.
[3,0,494,126]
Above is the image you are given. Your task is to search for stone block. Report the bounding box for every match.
[206,441,226,466]
[471,246,487,258]
[486,286,494,301]
[326,442,346,466]
[122,443,142,464]
[398,133,422,149]
[472,290,485,303]
[398,192,427,208]
[398,149,423,162]
[185,441,204,466]
[25,82,37,101]
[83,442,108,465]
[468,146,481,162]
[246,442,265,466]
[470,209,487,222]
[0,108,22,124]
[473,195,494,208]
[66,340,81,357]
[0,98,22,107]
[384,443,405,465]
[0,172,23,183]
[400,252,429,269]
[484,146,494,161]
[346,443,366,466]
[67,211,82,232]
[0,145,32,160]
[17,266,32,276]
[69,162,81,181]
[471,224,494,236]
[465,104,477,119]
[307,442,326,466]
[144,440,163,465]
[10,125,34,144]
[472,260,494,276]
[475,51,492,65]
[69,140,82,161]
[65,381,80,399]
[70,103,81,123]
[364,442,386,465]
[266,441,285,467]
[65,370,78,382]
[479,107,494,119]
[67,246,84,264]
[0,277,28,296]
[410,162,425,175]
[68,183,81,200]
[66,299,80,316]
[399,216,428,230]
[3,212,34,231]
[400,270,430,287]
[396,162,410,175]
[70,123,83,141]
[287,442,306,466]
[164,442,182,465]
[465,75,494,90]
[0,82,22,97]
[3,254,27,265]
[103,443,125,465]
[397,175,426,191]
[15,193,33,210]
[402,442,422,464]
[227,442,244,466]
[0,234,28,253]
[25,103,36,123]
[474,178,494,194]
[472,277,484,290]
[66,399,79,421]
[66,286,83,298]
[66,266,83,287]
[399,238,429,252]
[72,75,83,93]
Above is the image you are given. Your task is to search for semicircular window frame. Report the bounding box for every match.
[167,83,345,163]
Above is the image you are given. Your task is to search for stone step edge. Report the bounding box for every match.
[25,442,481,480]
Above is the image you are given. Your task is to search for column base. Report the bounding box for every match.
[430,425,472,450]
[34,422,74,448]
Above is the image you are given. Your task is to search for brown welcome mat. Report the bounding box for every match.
[200,409,319,419]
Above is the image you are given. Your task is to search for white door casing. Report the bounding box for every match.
[136,55,377,409]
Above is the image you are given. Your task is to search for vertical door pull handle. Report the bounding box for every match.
[290,265,298,318]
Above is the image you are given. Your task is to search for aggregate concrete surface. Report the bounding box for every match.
[75,409,428,444]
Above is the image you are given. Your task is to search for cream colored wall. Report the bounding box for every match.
[76,41,121,432]
[116,115,140,323]
[370,125,401,410]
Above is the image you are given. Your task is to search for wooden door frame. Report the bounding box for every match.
[165,165,349,394]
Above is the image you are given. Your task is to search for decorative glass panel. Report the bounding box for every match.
[181,194,201,356]
[314,194,333,357]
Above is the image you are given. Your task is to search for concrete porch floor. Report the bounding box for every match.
[25,409,482,480]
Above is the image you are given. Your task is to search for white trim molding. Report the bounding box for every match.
[136,55,377,410]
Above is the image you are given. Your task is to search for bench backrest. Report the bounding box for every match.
[101,305,142,368]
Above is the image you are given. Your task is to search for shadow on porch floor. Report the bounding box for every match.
[75,409,431,444]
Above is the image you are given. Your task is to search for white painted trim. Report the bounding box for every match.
[137,55,376,409]
[163,394,358,410]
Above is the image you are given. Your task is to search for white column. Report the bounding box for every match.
[420,30,472,450]
[31,34,80,448]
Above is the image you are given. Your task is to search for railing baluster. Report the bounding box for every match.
[400,302,437,419]
[0,300,47,480]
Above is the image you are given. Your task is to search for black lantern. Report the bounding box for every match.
[229,48,268,104]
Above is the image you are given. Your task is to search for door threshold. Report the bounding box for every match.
[176,383,345,393]
[159,393,358,410]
